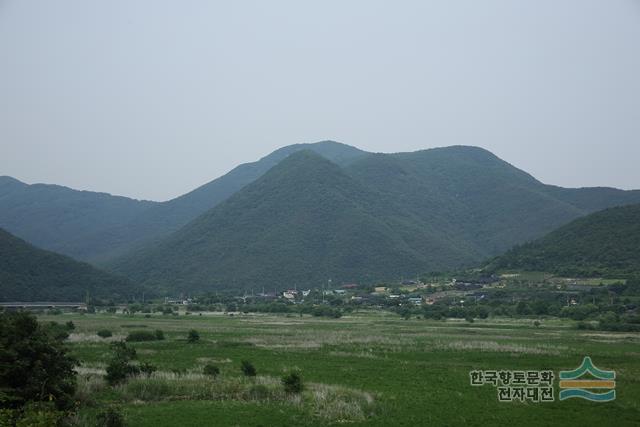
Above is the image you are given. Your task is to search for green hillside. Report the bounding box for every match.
[3,141,640,287]
[0,176,158,261]
[111,146,640,292]
[346,146,584,255]
[0,141,366,262]
[111,151,479,293]
[0,228,136,301]
[486,204,640,277]
[98,141,368,260]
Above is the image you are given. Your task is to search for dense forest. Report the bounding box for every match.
[0,228,136,301]
[486,204,640,277]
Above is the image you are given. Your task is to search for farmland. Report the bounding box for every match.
[37,310,640,426]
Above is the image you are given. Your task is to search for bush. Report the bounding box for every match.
[65,321,75,330]
[241,360,256,377]
[45,321,71,341]
[12,403,62,427]
[139,362,157,377]
[203,364,220,377]
[125,330,158,342]
[97,329,113,339]
[311,306,342,318]
[105,342,139,386]
[0,312,77,410]
[282,371,303,394]
[187,329,200,343]
[96,407,126,427]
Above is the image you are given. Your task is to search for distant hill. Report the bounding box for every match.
[345,146,640,255]
[0,176,157,261]
[99,141,368,259]
[0,228,136,302]
[485,204,640,277]
[3,140,640,289]
[110,151,477,293]
[0,141,366,262]
[109,148,640,292]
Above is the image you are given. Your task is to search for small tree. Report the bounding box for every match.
[0,312,77,410]
[282,371,303,394]
[139,362,157,377]
[187,329,200,343]
[105,342,139,386]
[203,364,220,377]
[97,329,113,339]
[241,360,256,377]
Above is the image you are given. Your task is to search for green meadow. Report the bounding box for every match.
[40,311,640,426]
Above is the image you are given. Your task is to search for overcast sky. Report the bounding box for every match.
[1,1,639,201]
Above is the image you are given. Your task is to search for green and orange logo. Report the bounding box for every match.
[559,357,616,402]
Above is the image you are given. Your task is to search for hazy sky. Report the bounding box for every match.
[1,1,639,201]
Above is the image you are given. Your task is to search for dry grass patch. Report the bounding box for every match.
[431,340,567,355]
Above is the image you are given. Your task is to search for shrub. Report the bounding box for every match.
[203,364,220,377]
[187,329,200,343]
[45,321,71,341]
[125,330,158,342]
[97,329,113,338]
[0,312,77,410]
[282,371,303,394]
[15,403,62,427]
[241,360,256,377]
[105,342,139,386]
[139,362,157,377]
[65,321,75,330]
[154,330,165,340]
[96,407,126,427]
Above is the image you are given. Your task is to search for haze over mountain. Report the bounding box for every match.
[109,146,640,292]
[0,228,134,302]
[2,141,640,293]
[486,204,640,278]
[0,141,366,261]
[0,176,157,261]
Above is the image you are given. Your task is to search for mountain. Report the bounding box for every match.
[110,151,479,293]
[0,176,157,261]
[485,204,640,277]
[345,146,640,256]
[4,141,640,289]
[109,147,640,292]
[97,141,368,259]
[0,228,135,301]
[0,141,366,262]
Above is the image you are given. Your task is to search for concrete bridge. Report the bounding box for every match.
[0,301,87,309]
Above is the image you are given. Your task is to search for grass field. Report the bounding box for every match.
[39,311,640,426]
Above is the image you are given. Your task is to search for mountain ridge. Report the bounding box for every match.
[0,227,136,302]
[486,204,640,277]
[109,150,478,292]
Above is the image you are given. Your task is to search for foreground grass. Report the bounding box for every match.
[39,311,640,426]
